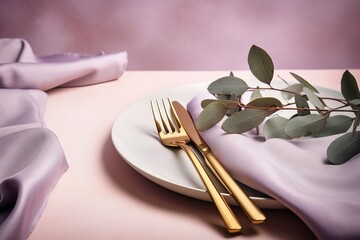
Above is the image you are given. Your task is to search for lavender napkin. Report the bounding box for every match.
[0,38,127,240]
[188,94,360,240]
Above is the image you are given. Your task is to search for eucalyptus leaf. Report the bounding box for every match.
[281,83,303,100]
[222,109,268,134]
[327,131,360,164]
[226,106,241,116]
[285,114,326,138]
[303,87,325,109]
[349,99,360,106]
[196,101,228,131]
[246,97,282,112]
[264,116,291,140]
[341,70,360,102]
[352,109,360,135]
[208,76,249,97]
[277,74,289,86]
[216,94,232,100]
[290,72,319,93]
[201,99,217,108]
[248,45,274,85]
[295,94,311,116]
[250,87,263,101]
[201,99,238,109]
[313,115,354,137]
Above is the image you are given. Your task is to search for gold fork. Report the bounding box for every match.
[150,98,241,233]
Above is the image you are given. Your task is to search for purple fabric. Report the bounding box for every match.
[0,38,127,240]
[188,93,360,240]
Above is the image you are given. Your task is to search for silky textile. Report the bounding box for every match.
[188,93,360,240]
[0,38,127,240]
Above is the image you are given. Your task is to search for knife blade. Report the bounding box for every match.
[172,101,266,224]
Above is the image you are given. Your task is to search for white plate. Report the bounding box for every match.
[112,81,346,209]
[111,81,292,209]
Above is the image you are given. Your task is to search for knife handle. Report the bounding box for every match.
[180,144,242,233]
[202,150,266,224]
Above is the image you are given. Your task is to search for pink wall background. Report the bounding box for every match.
[1,0,359,70]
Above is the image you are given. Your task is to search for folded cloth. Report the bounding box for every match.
[0,38,127,240]
[188,93,360,240]
[0,38,127,90]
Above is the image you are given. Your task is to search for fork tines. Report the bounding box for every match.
[150,98,179,134]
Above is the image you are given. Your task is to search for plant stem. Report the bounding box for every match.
[248,87,347,104]
[235,104,358,113]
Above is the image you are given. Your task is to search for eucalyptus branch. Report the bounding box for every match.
[198,45,360,164]
[233,104,358,114]
[248,87,349,105]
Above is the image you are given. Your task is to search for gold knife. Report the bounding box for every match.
[172,101,266,224]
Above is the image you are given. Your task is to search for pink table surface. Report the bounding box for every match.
[28,70,359,240]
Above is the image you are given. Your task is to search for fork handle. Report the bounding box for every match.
[203,151,266,224]
[180,144,241,233]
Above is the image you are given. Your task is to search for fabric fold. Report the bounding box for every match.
[0,38,127,90]
[187,93,360,240]
[0,38,127,240]
[0,129,68,240]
